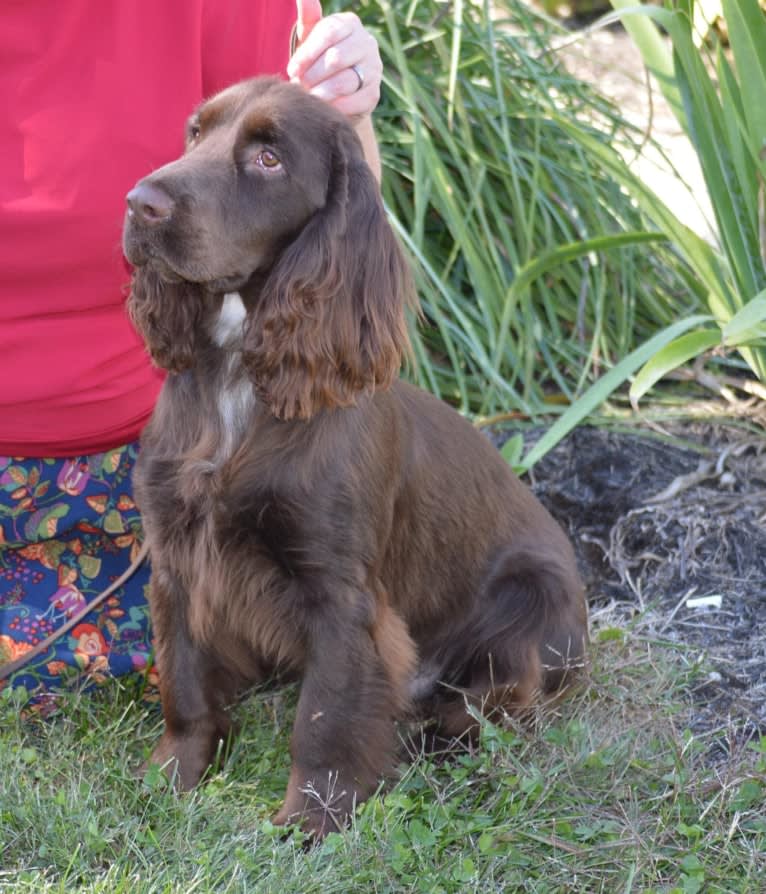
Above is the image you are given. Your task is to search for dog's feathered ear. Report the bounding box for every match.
[242,124,417,420]
[128,268,204,373]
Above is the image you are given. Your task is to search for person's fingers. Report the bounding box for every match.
[288,13,362,81]
[306,70,380,118]
[287,13,382,117]
[300,30,378,88]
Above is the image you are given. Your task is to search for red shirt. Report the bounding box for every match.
[0,1,293,456]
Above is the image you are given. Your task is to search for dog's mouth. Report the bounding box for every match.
[123,223,253,292]
[136,259,252,295]
[122,218,171,271]
[126,250,186,284]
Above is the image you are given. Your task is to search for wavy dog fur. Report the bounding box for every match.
[123,77,588,839]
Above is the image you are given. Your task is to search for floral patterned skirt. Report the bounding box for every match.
[0,444,153,707]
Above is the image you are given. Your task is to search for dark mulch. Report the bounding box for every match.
[501,418,766,750]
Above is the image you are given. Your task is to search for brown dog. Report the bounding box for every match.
[123,77,587,838]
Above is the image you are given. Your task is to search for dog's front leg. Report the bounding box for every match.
[273,600,415,839]
[145,572,233,790]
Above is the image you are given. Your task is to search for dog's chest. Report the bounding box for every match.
[212,291,248,348]
[208,292,255,463]
[166,485,306,673]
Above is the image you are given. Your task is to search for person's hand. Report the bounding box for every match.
[287,1,382,119]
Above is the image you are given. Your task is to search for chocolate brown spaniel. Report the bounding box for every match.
[123,77,587,839]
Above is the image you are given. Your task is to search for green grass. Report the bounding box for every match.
[2,624,764,893]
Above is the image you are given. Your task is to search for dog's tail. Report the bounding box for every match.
[428,538,588,736]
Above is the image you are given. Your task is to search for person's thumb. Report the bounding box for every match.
[295,0,323,44]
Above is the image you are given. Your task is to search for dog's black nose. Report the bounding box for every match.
[126,182,174,225]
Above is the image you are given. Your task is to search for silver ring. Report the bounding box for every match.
[350,64,364,93]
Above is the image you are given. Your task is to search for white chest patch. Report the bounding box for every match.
[210,292,256,463]
[214,361,256,464]
[218,358,254,430]
[213,292,247,347]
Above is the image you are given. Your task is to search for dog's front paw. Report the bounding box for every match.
[141,727,225,791]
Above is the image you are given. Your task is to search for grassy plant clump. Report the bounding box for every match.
[606,0,766,404]
[1,626,764,892]
[332,0,700,417]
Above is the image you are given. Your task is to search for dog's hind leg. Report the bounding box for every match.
[431,541,587,739]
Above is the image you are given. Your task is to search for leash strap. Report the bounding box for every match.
[0,541,150,683]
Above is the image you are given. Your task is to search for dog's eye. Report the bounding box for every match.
[256,149,282,171]
[188,122,201,143]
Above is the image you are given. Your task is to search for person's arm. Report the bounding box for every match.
[351,114,381,183]
[287,2,383,181]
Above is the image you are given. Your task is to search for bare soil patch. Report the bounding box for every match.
[518,416,766,751]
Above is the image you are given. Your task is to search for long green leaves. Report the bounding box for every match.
[519,313,714,470]
[608,0,766,389]
[322,1,766,468]
[342,0,697,420]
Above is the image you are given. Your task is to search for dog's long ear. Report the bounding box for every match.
[242,125,417,420]
[127,268,204,373]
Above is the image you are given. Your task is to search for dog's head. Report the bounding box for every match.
[124,77,416,419]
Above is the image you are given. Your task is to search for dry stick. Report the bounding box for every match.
[0,542,150,682]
